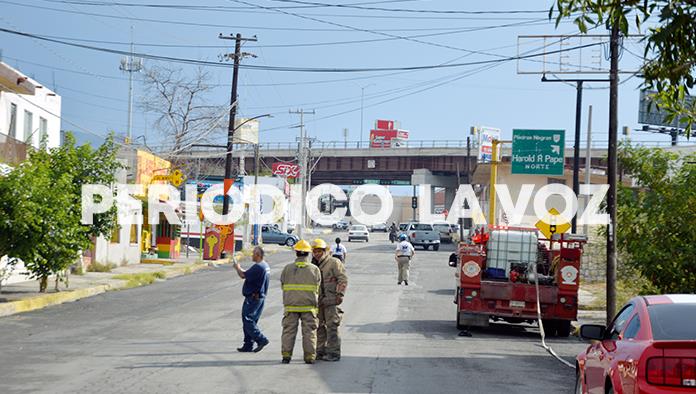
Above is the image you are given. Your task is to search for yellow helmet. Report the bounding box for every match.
[294,239,312,253]
[311,238,328,250]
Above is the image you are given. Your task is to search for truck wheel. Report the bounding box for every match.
[433,244,440,251]
[541,319,557,337]
[555,320,572,337]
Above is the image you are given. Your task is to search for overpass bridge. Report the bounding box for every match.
[183,139,621,185]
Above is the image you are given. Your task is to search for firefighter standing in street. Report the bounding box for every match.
[280,240,322,364]
[311,238,348,362]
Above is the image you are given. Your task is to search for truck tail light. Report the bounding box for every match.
[647,357,696,387]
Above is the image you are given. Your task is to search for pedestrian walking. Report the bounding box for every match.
[331,237,347,263]
[280,240,322,364]
[395,234,415,285]
[233,246,271,353]
[311,238,348,362]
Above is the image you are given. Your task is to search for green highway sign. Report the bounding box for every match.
[511,129,565,175]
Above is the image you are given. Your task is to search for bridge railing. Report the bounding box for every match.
[215,139,695,153]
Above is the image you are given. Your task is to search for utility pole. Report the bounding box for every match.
[290,109,315,238]
[606,22,621,325]
[219,33,257,221]
[119,27,142,144]
[584,105,593,237]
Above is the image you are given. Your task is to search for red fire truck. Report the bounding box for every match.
[452,226,586,337]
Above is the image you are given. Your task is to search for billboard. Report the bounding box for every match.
[271,162,301,178]
[638,90,693,129]
[370,119,409,148]
[477,127,501,163]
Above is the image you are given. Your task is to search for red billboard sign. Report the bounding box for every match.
[272,162,301,178]
[370,119,409,148]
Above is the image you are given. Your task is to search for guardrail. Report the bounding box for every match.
[199,139,695,153]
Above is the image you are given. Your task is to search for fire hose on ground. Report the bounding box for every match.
[533,262,576,370]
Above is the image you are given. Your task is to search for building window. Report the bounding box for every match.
[129,224,138,245]
[39,117,48,146]
[8,103,17,138]
[110,227,120,243]
[23,110,33,143]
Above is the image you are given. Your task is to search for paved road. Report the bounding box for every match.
[0,232,586,394]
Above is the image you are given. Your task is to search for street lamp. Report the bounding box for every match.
[360,83,375,146]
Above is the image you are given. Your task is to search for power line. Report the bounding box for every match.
[3,0,542,31]
[0,26,606,73]
[18,18,553,50]
[268,0,548,14]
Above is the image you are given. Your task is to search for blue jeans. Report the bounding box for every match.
[242,296,267,346]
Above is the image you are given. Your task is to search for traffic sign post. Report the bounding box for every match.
[511,129,565,175]
[535,208,571,240]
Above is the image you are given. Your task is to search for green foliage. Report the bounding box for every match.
[551,0,696,136]
[112,271,166,288]
[87,262,117,273]
[615,144,696,293]
[0,133,122,292]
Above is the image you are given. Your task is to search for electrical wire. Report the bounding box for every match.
[3,0,543,31]
[39,0,549,14]
[17,18,554,50]
[269,0,548,14]
[0,26,606,73]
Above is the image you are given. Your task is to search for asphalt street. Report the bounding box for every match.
[0,231,587,394]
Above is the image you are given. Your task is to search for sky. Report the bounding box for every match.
[0,0,684,151]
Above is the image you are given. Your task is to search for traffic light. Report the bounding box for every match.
[411,196,418,209]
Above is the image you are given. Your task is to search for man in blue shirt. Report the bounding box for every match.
[233,246,271,353]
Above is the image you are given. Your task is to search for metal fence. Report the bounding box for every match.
[238,139,695,151]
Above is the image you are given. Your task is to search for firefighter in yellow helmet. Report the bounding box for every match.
[310,238,348,362]
[280,239,322,364]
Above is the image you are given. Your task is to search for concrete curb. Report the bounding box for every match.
[0,252,249,318]
[0,284,115,318]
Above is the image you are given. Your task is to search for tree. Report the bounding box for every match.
[615,144,696,293]
[0,134,121,292]
[141,65,227,167]
[551,0,696,135]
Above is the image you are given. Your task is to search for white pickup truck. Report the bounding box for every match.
[399,222,441,251]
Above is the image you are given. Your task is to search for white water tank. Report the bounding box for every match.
[487,230,539,277]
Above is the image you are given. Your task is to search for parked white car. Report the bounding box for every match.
[348,225,369,242]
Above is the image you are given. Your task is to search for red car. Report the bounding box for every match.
[576,294,696,393]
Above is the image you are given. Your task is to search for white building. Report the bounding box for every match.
[0,61,61,155]
[0,62,62,286]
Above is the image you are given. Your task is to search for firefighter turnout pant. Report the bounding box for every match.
[317,305,343,358]
[396,256,411,283]
[281,310,319,362]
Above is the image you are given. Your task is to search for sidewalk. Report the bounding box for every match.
[0,244,291,318]
[0,252,241,318]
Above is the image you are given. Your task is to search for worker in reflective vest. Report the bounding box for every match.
[280,239,323,364]
[311,238,348,362]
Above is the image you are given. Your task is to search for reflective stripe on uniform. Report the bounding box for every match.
[282,284,319,293]
[295,261,307,268]
[285,305,318,313]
